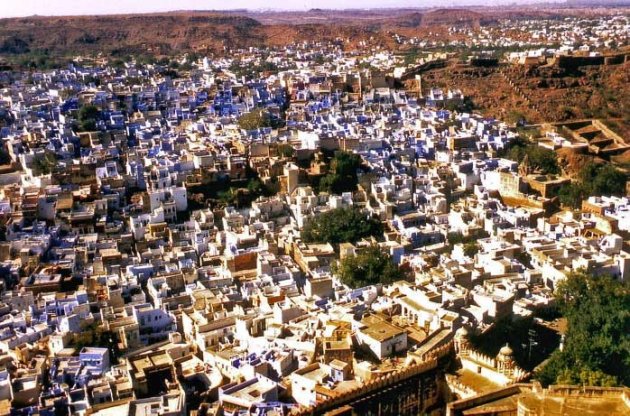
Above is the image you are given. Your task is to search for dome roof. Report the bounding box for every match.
[499,344,513,357]
[455,326,469,338]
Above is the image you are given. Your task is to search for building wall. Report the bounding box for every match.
[358,331,408,360]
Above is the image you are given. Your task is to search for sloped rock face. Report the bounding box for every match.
[0,14,265,56]
[419,60,630,126]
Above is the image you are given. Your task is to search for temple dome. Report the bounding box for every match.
[498,344,514,359]
[455,326,469,339]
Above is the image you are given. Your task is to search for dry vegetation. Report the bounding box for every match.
[1,7,619,57]
[421,60,630,127]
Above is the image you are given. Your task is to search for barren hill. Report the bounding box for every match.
[0,7,567,58]
[420,9,488,27]
[1,7,628,133]
[0,7,624,58]
[0,10,466,57]
[0,14,267,56]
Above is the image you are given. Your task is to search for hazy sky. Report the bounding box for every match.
[0,0,534,18]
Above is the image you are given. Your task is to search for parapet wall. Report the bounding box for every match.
[459,347,530,386]
[447,384,526,416]
[293,341,453,415]
[556,53,629,69]
[463,350,497,369]
[546,384,630,399]
[447,383,630,416]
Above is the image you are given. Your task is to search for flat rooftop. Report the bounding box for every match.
[458,385,630,416]
[361,320,405,342]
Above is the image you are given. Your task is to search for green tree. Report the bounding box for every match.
[277,143,295,158]
[246,177,276,199]
[499,138,560,175]
[0,37,30,54]
[217,188,252,209]
[331,151,362,178]
[515,251,532,268]
[238,109,283,130]
[318,174,345,194]
[332,245,409,288]
[535,270,630,387]
[77,104,101,131]
[533,147,559,174]
[33,151,57,175]
[447,232,465,245]
[218,189,236,206]
[463,241,480,257]
[79,104,100,122]
[217,176,277,208]
[72,321,121,362]
[445,96,475,113]
[556,367,619,387]
[301,207,383,246]
[247,178,265,196]
[590,164,627,196]
[558,182,587,209]
[319,151,363,194]
[557,163,627,208]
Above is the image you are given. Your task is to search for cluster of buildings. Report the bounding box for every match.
[0,43,628,416]
[445,14,629,62]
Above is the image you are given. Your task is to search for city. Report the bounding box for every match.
[0,2,628,416]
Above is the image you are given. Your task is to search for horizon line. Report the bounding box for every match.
[4,1,609,20]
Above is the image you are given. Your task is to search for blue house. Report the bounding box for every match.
[79,347,111,376]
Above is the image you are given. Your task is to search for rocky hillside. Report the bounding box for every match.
[419,59,630,126]
[0,7,624,58]
[0,14,266,56]
[0,10,487,58]
[0,8,561,58]
[1,8,628,135]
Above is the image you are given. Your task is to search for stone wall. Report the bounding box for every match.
[292,341,453,415]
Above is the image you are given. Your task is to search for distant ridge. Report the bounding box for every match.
[566,0,630,4]
[0,6,626,58]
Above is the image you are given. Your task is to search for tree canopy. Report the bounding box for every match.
[558,163,628,209]
[301,207,382,246]
[72,321,121,361]
[0,146,11,165]
[447,229,489,247]
[499,137,560,175]
[238,109,283,131]
[332,245,409,288]
[463,241,480,257]
[277,143,295,158]
[77,104,101,131]
[217,177,277,208]
[318,151,363,194]
[535,270,630,387]
[33,150,57,175]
